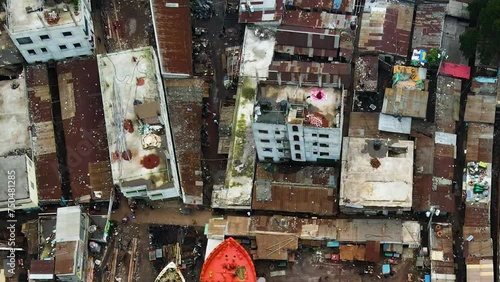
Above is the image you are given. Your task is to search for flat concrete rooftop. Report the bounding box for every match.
[7,0,84,33]
[0,78,30,156]
[256,85,342,128]
[340,137,414,210]
[97,47,176,191]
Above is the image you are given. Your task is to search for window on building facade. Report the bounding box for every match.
[320,152,329,156]
[27,49,36,55]
[261,139,270,143]
[295,153,301,159]
[319,134,329,138]
[73,43,82,48]
[59,45,68,50]
[292,126,298,132]
[275,131,280,135]
[40,35,50,40]
[258,130,268,134]
[277,140,282,144]
[320,143,329,148]
[293,135,299,141]
[41,48,48,53]
[62,31,73,37]
[294,144,300,150]
[312,133,317,137]
[17,37,33,44]
[263,148,272,152]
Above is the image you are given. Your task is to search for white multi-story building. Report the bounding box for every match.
[252,85,344,163]
[5,0,94,63]
[0,77,39,212]
[97,47,181,202]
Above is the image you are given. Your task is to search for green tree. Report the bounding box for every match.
[459,0,500,63]
[426,48,441,68]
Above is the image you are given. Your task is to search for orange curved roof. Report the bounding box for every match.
[200,237,257,282]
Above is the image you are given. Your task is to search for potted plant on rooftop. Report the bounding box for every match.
[73,0,80,15]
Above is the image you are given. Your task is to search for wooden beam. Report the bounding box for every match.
[128,238,138,282]
[109,246,119,282]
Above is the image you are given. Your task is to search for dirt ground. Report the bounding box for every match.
[99,197,211,282]
[255,247,421,282]
[110,195,213,227]
[94,0,154,53]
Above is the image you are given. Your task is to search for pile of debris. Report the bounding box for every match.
[191,0,214,20]
[193,38,214,77]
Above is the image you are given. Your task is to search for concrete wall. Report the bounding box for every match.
[253,122,341,162]
[7,5,94,63]
[253,122,289,162]
[25,155,39,209]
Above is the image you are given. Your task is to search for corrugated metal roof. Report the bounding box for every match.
[29,260,54,277]
[466,123,494,163]
[464,202,490,228]
[151,0,193,76]
[224,215,420,244]
[255,232,299,260]
[471,77,498,96]
[382,88,429,118]
[289,0,333,10]
[440,62,471,79]
[275,27,340,49]
[378,113,412,134]
[164,79,204,204]
[268,61,351,85]
[435,76,461,133]
[358,3,413,57]
[269,60,350,75]
[57,58,113,201]
[54,241,77,275]
[434,143,455,180]
[414,132,434,175]
[348,112,407,139]
[339,245,366,261]
[252,184,336,215]
[26,64,62,203]
[466,259,494,281]
[464,95,496,124]
[255,163,336,185]
[365,241,381,262]
[252,163,337,215]
[413,175,455,213]
[275,45,339,58]
[411,4,446,50]
[282,10,357,30]
[465,239,493,260]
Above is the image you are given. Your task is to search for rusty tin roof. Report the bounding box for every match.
[359,3,413,57]
[151,0,193,76]
[466,123,494,163]
[413,175,455,213]
[164,79,204,204]
[57,57,113,202]
[411,4,446,50]
[252,163,337,215]
[26,64,62,203]
[282,10,357,30]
